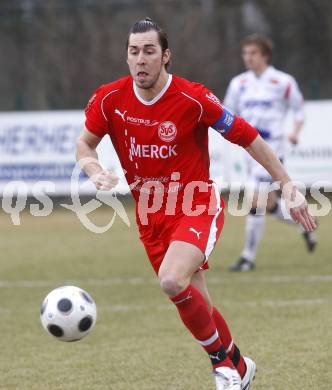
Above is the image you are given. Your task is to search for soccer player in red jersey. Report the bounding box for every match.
[76,18,316,390]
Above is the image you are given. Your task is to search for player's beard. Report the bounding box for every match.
[135,64,163,90]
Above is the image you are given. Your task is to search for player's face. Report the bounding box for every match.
[242,44,268,73]
[127,31,170,89]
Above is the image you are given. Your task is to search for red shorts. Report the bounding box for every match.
[137,185,225,274]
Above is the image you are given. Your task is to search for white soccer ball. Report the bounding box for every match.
[40,285,97,342]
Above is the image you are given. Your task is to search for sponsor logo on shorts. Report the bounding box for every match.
[189,227,202,240]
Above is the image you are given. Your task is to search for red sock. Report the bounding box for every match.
[171,285,234,369]
[211,306,247,377]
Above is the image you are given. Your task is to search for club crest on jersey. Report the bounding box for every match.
[158,121,177,142]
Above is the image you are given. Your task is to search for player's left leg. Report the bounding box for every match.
[158,241,241,389]
[158,241,235,369]
[191,271,249,380]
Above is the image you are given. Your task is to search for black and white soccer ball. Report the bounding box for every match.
[40,285,97,342]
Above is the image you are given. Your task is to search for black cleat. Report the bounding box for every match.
[229,257,255,272]
[302,231,317,253]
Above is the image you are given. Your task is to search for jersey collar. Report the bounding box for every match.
[133,74,173,105]
[251,65,274,80]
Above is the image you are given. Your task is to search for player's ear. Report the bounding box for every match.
[162,49,171,66]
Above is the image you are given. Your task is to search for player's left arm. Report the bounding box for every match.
[246,135,316,232]
[200,87,313,231]
[286,77,305,145]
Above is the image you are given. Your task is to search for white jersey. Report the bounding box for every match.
[224,65,304,158]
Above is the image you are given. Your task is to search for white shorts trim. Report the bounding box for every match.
[204,183,223,259]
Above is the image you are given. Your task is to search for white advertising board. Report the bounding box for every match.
[209,100,332,190]
[0,101,331,197]
[0,111,127,196]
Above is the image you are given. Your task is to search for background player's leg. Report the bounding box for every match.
[158,241,236,371]
[268,194,317,252]
[230,190,266,271]
[191,270,247,378]
[232,187,317,273]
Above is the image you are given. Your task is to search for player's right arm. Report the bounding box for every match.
[77,84,120,191]
[76,128,119,191]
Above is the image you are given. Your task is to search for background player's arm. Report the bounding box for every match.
[223,79,239,114]
[288,119,304,145]
[286,77,305,145]
[76,128,119,190]
[245,135,316,232]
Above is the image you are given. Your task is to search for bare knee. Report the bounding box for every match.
[159,275,187,297]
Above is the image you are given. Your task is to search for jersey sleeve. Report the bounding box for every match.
[85,86,109,138]
[222,116,259,147]
[199,87,258,148]
[284,76,305,123]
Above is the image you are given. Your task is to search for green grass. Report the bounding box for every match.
[0,201,331,390]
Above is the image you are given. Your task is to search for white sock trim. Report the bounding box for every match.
[226,340,234,354]
[197,329,219,346]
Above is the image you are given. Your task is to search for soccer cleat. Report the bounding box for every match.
[213,366,241,390]
[302,231,317,253]
[241,357,256,390]
[229,257,255,272]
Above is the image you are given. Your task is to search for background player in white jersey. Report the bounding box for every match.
[224,33,317,272]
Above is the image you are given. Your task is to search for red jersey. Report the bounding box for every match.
[85,74,258,211]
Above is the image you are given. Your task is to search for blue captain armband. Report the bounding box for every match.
[211,108,234,135]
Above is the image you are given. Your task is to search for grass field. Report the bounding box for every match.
[0,199,331,390]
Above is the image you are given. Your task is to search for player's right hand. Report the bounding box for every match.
[91,170,119,191]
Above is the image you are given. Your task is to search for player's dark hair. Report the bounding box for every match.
[241,33,274,63]
[126,17,170,69]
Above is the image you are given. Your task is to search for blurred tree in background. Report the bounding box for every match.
[1,0,331,110]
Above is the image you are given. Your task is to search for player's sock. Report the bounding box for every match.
[241,211,265,262]
[170,285,234,369]
[211,306,247,378]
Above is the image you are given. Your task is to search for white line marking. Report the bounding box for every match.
[0,298,328,317]
[0,275,331,289]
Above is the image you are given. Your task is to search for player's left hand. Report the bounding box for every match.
[288,132,299,145]
[284,186,316,232]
